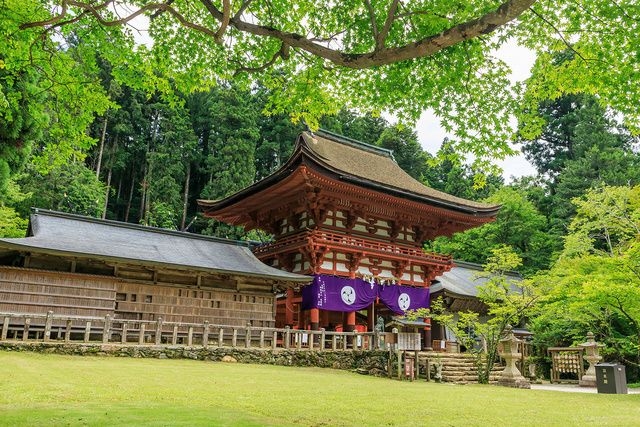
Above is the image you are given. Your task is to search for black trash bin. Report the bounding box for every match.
[595,363,627,394]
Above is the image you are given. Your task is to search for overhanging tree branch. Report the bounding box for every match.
[528,6,588,62]
[214,0,231,43]
[221,0,537,69]
[363,0,379,43]
[376,0,400,51]
[233,42,290,75]
[20,0,537,70]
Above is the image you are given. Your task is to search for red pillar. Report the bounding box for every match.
[310,308,320,330]
[321,309,329,329]
[345,311,356,332]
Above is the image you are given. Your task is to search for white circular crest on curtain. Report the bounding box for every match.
[340,286,356,305]
[398,293,411,311]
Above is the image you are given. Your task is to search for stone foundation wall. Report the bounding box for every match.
[0,342,391,376]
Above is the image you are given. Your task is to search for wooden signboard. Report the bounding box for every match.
[397,332,421,351]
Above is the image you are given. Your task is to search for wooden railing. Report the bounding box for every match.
[0,311,395,351]
[254,230,452,264]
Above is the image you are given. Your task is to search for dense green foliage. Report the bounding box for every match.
[428,187,553,276]
[531,185,640,380]
[520,94,640,234]
[14,1,640,170]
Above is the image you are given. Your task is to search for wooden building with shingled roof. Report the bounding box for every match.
[200,129,500,348]
[0,209,309,328]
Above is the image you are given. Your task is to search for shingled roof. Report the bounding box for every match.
[0,209,310,283]
[430,261,521,297]
[200,129,500,216]
[303,130,497,212]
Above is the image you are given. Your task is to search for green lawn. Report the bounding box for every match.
[1,351,638,426]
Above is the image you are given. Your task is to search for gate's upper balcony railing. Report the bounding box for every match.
[254,230,452,265]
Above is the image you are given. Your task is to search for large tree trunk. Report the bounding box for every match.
[102,168,112,219]
[101,135,118,219]
[180,162,191,231]
[139,163,148,225]
[141,159,153,226]
[95,116,108,178]
[116,177,122,201]
[124,169,135,223]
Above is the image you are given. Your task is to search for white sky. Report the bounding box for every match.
[414,42,537,182]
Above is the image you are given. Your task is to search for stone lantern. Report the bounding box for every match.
[579,331,603,387]
[497,325,530,389]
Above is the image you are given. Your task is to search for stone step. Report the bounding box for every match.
[443,374,484,382]
[438,360,477,367]
[415,351,506,384]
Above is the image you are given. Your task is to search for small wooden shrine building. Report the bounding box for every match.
[200,129,500,347]
[0,209,309,327]
[429,260,523,350]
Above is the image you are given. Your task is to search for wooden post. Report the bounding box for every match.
[272,331,278,350]
[84,321,91,343]
[218,328,224,347]
[415,350,420,380]
[353,331,359,350]
[44,311,53,342]
[172,324,178,345]
[121,322,128,344]
[424,317,433,351]
[155,317,163,345]
[284,326,291,349]
[202,321,209,348]
[320,328,326,352]
[309,331,314,350]
[23,318,31,341]
[187,326,193,346]
[342,332,348,351]
[232,328,237,348]
[259,330,265,348]
[345,311,356,347]
[139,323,146,345]
[397,350,402,380]
[102,314,111,343]
[245,323,252,348]
[332,334,337,351]
[296,331,302,350]
[1,316,9,341]
[64,319,72,343]
[310,308,320,330]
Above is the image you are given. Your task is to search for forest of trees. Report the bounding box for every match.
[2,1,640,380]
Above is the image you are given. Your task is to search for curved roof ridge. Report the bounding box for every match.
[312,128,395,160]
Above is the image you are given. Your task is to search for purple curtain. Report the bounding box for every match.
[378,283,430,314]
[301,275,430,314]
[301,275,378,312]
